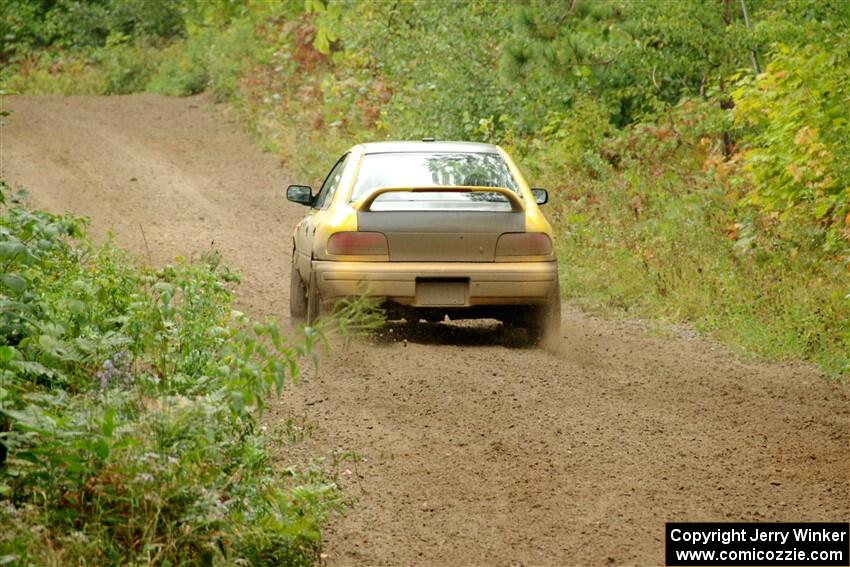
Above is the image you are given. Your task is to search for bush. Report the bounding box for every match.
[0,0,185,60]
[7,41,161,95]
[0,181,380,564]
[147,41,210,97]
[733,42,850,252]
[5,54,109,95]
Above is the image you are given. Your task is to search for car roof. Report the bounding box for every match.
[358,141,501,154]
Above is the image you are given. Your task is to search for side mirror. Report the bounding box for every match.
[286,184,314,207]
[531,188,548,205]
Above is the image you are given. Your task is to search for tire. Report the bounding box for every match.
[525,279,562,346]
[306,273,321,325]
[290,256,308,321]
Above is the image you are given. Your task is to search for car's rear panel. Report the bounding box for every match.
[357,210,525,262]
[313,260,557,308]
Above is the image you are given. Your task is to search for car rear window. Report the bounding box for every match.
[350,152,519,202]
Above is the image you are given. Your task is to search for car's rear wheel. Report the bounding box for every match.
[306,273,321,325]
[290,256,307,321]
[524,280,561,346]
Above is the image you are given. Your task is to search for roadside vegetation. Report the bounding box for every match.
[2,0,848,383]
[0,174,381,564]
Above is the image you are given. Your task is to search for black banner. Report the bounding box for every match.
[666,523,849,566]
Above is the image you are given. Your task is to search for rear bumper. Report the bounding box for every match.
[313,260,558,307]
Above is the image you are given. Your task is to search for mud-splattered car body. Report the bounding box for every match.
[286,141,560,342]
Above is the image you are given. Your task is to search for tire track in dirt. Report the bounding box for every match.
[3,95,848,566]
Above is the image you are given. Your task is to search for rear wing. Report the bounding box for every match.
[353,186,525,212]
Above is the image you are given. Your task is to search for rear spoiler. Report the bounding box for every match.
[353,186,525,212]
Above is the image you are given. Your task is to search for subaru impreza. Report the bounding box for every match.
[286,140,560,343]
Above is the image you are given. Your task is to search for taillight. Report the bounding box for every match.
[327,231,388,256]
[495,232,553,258]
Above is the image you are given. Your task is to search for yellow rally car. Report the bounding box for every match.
[286,140,560,343]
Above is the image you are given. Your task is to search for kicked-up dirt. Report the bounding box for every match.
[2,94,848,566]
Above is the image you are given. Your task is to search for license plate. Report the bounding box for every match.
[415,279,468,306]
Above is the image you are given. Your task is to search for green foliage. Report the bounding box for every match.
[499,0,760,127]
[733,40,850,251]
[7,41,162,95]
[146,37,214,96]
[549,104,850,375]
[150,14,270,101]
[509,94,614,181]
[331,0,515,141]
[5,54,106,95]
[5,1,283,101]
[0,181,381,564]
[1,0,185,61]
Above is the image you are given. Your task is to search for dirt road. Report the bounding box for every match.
[3,95,848,566]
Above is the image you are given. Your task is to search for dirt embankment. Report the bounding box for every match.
[3,95,848,566]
